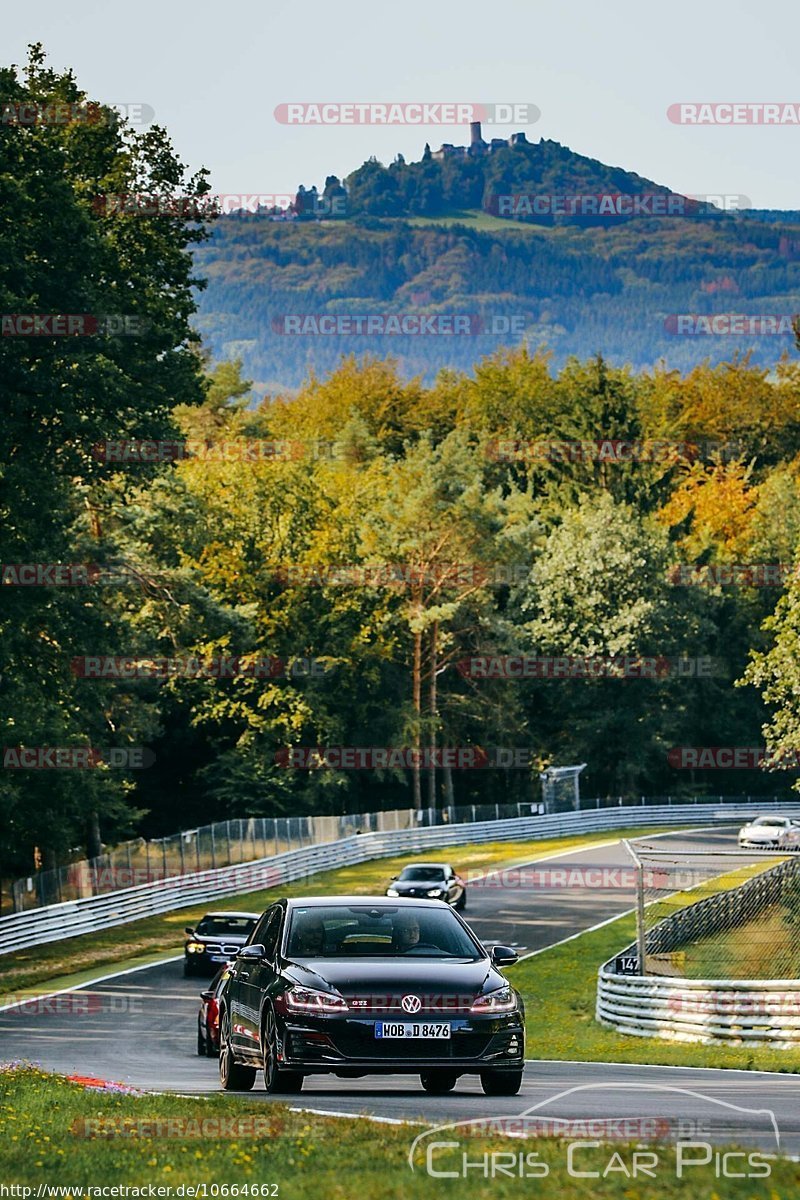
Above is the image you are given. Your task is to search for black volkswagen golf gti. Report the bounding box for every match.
[218,896,524,1096]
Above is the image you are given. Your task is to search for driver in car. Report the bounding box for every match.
[293,916,326,956]
[393,914,422,952]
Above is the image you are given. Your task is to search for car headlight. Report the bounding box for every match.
[470,985,517,1013]
[426,888,444,897]
[386,888,399,897]
[285,986,348,1014]
[186,942,205,953]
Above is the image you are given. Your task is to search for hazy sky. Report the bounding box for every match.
[5,0,800,208]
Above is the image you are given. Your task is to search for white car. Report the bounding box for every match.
[738,816,800,850]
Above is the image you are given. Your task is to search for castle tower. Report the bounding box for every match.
[469,120,487,156]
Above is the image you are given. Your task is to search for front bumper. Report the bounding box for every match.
[185,948,235,972]
[385,893,451,901]
[278,1011,524,1073]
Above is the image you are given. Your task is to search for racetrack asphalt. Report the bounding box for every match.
[1,827,798,1154]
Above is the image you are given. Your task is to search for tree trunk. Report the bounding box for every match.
[427,621,438,809]
[87,811,103,861]
[412,627,422,810]
[443,762,455,810]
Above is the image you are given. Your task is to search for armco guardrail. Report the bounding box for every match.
[597,855,800,1046]
[11,794,789,912]
[1,800,796,956]
[597,973,800,1046]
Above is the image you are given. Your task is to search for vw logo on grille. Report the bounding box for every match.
[401,994,422,1014]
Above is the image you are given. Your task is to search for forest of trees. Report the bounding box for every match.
[195,207,800,392]
[7,50,800,886]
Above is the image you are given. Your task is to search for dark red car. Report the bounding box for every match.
[197,963,232,1056]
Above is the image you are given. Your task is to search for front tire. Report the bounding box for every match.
[455,891,466,911]
[218,1011,256,1091]
[480,1069,523,1096]
[197,1025,207,1056]
[262,1007,303,1094]
[420,1071,458,1094]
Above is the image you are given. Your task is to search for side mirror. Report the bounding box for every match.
[200,989,214,1001]
[184,926,195,936]
[491,945,518,967]
[390,875,398,881]
[237,943,265,961]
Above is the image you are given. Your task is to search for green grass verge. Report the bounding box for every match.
[403,209,553,234]
[509,909,800,1073]
[684,904,800,980]
[0,828,666,998]
[1,1066,797,1197]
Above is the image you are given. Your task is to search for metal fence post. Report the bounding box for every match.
[623,839,647,977]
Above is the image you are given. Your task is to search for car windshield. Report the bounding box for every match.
[195,916,257,937]
[398,867,446,881]
[285,905,480,958]
[753,819,786,827]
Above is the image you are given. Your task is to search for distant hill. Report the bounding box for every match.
[191,136,800,394]
[342,134,710,222]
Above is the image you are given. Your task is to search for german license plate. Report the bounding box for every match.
[375,1022,451,1039]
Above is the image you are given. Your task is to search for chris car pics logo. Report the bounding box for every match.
[408,1084,779,1180]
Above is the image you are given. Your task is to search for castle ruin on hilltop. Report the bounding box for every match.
[431,120,529,161]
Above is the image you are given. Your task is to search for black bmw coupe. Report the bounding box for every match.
[218,896,524,1096]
